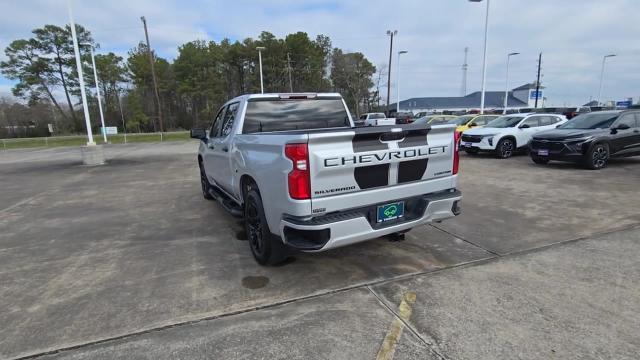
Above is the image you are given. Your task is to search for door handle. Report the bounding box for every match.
[634,130,639,133]
[222,146,229,152]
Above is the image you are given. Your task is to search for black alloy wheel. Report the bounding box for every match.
[585,143,609,170]
[496,138,515,159]
[244,188,289,265]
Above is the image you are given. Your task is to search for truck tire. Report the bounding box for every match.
[199,162,214,200]
[244,188,288,265]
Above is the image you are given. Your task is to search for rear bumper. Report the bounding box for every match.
[279,189,461,251]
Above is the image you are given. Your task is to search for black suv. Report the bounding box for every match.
[529,110,640,169]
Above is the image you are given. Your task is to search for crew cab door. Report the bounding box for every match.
[206,102,240,194]
[203,105,226,186]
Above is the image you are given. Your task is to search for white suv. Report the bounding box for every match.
[460,113,567,158]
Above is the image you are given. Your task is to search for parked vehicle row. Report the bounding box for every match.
[461,113,567,158]
[458,110,640,169]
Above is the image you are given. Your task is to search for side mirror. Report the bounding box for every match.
[555,124,562,128]
[190,128,207,140]
[519,124,530,129]
[468,122,477,127]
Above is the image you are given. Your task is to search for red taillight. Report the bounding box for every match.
[285,143,310,200]
[453,131,461,175]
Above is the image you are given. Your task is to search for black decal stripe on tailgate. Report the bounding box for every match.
[398,159,429,183]
[352,132,388,153]
[354,164,390,189]
[352,131,390,189]
[398,129,429,148]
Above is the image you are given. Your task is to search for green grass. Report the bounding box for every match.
[1,131,192,150]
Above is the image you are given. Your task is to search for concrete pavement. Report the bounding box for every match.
[1,142,639,359]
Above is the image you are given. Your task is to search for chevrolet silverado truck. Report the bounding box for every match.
[190,93,462,265]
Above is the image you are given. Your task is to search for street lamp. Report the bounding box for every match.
[386,30,397,116]
[256,47,266,94]
[81,43,107,143]
[597,54,616,106]
[503,52,520,114]
[469,0,490,114]
[67,0,94,145]
[397,50,408,113]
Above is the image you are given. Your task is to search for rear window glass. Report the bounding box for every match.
[243,99,350,133]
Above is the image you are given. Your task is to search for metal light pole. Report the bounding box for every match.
[67,0,94,145]
[469,0,490,114]
[397,50,408,113]
[386,30,397,116]
[82,43,107,143]
[503,52,519,114]
[256,47,265,94]
[597,54,616,106]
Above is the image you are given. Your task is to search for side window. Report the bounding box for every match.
[473,116,489,126]
[634,113,640,128]
[359,114,367,120]
[617,114,636,129]
[539,116,556,126]
[219,102,240,137]
[522,117,541,128]
[210,106,226,137]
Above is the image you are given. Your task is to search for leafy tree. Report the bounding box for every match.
[331,49,376,117]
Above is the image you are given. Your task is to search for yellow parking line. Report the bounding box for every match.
[376,291,417,360]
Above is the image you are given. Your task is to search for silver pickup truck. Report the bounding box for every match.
[190,93,462,265]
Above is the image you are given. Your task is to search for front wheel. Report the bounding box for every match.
[495,138,515,159]
[244,188,289,265]
[199,162,214,200]
[584,143,609,170]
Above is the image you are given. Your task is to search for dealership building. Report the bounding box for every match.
[392,83,545,113]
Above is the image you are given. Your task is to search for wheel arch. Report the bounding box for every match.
[498,135,517,147]
[240,174,259,205]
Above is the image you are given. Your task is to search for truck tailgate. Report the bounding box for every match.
[307,124,457,212]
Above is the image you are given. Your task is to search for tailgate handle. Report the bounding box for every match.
[380,131,405,142]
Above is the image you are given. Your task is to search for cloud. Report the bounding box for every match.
[1,0,638,106]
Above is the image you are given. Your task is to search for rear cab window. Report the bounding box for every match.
[243,98,351,133]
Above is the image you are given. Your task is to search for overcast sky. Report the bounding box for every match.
[1,0,638,106]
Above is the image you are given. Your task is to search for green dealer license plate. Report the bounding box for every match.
[377,201,405,223]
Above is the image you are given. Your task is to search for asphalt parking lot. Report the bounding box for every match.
[1,141,639,360]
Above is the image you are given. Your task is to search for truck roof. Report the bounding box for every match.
[228,93,343,103]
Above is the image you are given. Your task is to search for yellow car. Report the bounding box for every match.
[450,114,501,132]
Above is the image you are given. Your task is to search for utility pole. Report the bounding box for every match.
[461,47,468,96]
[116,89,127,144]
[140,16,163,133]
[385,30,397,116]
[286,52,293,92]
[534,52,542,108]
